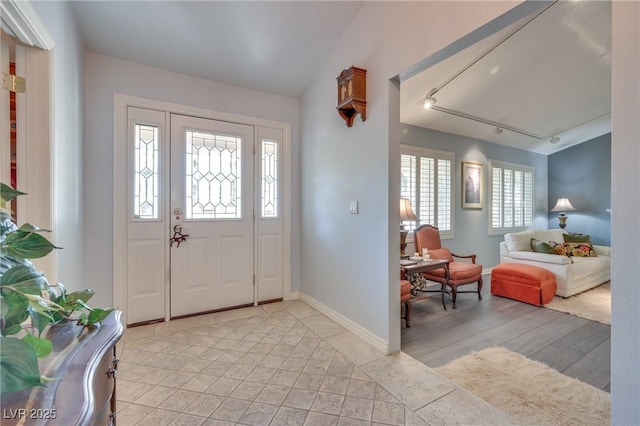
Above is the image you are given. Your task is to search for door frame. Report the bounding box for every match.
[113,94,292,323]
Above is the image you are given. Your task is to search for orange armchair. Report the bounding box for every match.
[413,225,483,309]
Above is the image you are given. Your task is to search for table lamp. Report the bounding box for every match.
[400,198,418,256]
[550,197,576,229]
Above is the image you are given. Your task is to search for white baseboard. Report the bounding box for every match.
[284,291,300,300]
[299,292,390,354]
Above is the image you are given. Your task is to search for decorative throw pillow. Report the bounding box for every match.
[563,233,592,244]
[548,241,574,263]
[531,238,557,254]
[564,242,597,257]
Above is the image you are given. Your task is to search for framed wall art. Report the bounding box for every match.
[462,161,483,209]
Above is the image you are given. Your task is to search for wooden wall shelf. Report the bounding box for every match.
[337,66,367,127]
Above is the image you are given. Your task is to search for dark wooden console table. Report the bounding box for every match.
[401,258,450,311]
[2,311,124,425]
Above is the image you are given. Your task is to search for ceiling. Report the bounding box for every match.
[400,1,612,156]
[69,1,610,156]
[69,1,364,98]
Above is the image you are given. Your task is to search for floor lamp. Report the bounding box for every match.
[400,198,418,257]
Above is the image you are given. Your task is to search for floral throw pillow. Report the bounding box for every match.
[564,242,597,257]
[549,241,596,257]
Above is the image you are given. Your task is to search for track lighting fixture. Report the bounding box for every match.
[495,126,503,134]
[422,96,437,109]
[550,136,560,144]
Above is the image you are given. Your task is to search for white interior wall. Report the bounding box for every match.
[611,1,640,423]
[29,1,85,291]
[300,1,522,352]
[83,52,301,307]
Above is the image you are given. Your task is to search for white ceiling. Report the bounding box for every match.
[70,1,364,98]
[69,1,610,156]
[400,1,611,155]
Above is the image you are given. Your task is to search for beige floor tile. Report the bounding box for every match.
[269,369,300,387]
[161,388,201,412]
[181,373,219,393]
[115,403,154,426]
[209,397,252,422]
[117,380,155,403]
[293,372,324,390]
[346,379,376,399]
[319,376,350,395]
[136,408,179,425]
[371,400,405,425]
[229,380,265,400]
[183,393,225,417]
[304,411,339,425]
[204,376,242,397]
[237,401,280,425]
[168,412,207,426]
[340,396,374,421]
[270,406,309,426]
[282,388,318,410]
[134,385,175,407]
[310,392,345,415]
[254,384,292,405]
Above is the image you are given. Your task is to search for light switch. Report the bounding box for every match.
[349,200,359,214]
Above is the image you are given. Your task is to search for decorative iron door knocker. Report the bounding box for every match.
[170,225,189,247]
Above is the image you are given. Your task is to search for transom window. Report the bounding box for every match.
[401,145,454,238]
[489,159,534,234]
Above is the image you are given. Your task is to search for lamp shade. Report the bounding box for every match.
[400,198,418,221]
[550,197,576,213]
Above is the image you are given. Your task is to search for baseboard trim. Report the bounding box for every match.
[285,291,300,300]
[300,292,390,354]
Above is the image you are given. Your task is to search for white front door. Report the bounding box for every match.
[169,114,255,317]
[123,103,284,325]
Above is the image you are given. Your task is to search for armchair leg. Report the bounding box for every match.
[403,300,413,328]
[451,286,458,309]
[478,277,483,300]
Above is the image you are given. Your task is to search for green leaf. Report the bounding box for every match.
[0,183,26,204]
[87,308,114,325]
[1,265,47,293]
[17,223,52,233]
[2,230,60,259]
[66,289,95,304]
[0,336,45,393]
[22,333,53,358]
[28,306,52,335]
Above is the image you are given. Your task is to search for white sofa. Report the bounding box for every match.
[499,229,611,297]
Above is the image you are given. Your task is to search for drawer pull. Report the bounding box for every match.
[112,357,120,369]
[106,367,117,378]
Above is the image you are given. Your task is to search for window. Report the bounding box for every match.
[261,138,279,218]
[133,123,160,220]
[489,160,534,234]
[400,145,454,238]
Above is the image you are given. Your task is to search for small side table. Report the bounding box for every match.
[401,258,450,310]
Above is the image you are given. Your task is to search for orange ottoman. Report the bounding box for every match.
[491,263,557,306]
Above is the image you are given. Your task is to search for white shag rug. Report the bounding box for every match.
[435,347,610,426]
[545,282,610,325]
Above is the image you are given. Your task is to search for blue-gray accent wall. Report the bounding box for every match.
[548,134,611,245]
[400,124,548,269]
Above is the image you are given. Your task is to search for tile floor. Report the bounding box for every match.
[116,300,513,425]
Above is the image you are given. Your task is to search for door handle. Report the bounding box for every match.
[170,225,189,247]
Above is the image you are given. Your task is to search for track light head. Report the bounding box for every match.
[495,126,503,134]
[550,136,560,144]
[422,96,437,109]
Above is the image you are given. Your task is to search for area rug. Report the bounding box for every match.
[545,282,610,325]
[435,347,610,426]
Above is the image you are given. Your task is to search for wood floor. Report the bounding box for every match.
[401,281,611,392]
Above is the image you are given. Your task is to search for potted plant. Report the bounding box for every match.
[0,183,113,394]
